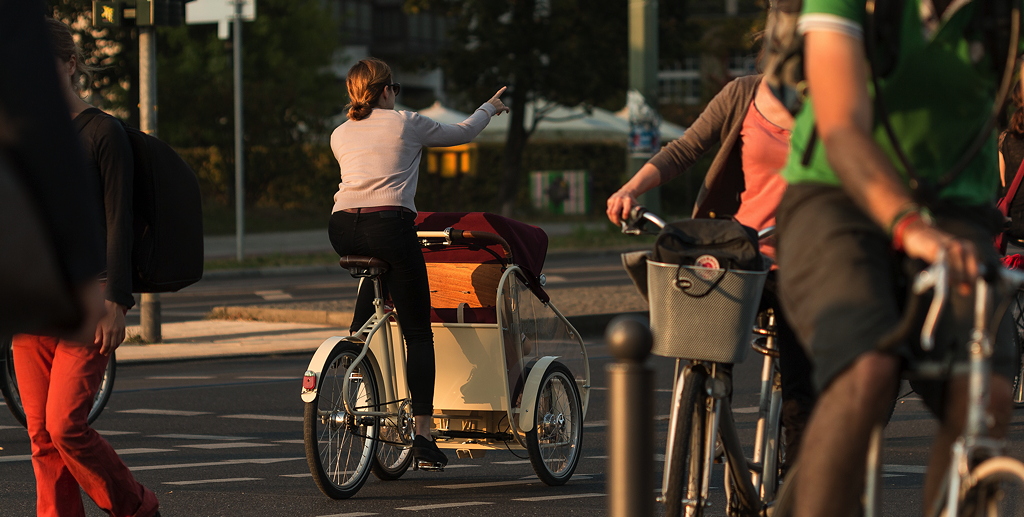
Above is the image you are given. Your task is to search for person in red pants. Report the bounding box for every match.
[8,18,160,517]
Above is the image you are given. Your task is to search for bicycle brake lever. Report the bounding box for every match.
[913,253,948,352]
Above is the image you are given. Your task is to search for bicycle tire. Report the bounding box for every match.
[1011,289,1024,407]
[0,337,25,427]
[1,338,115,427]
[526,361,584,486]
[304,341,380,499]
[958,456,1024,517]
[663,366,708,517]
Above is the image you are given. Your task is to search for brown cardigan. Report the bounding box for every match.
[647,74,761,219]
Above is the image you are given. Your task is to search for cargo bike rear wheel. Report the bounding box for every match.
[304,341,381,499]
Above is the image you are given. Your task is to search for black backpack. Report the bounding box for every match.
[75,109,204,293]
[652,219,764,272]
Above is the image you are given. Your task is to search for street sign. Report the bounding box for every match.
[186,0,255,39]
[93,1,122,27]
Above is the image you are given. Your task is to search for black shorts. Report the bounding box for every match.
[776,184,1016,415]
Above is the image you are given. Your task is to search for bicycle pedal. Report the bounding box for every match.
[414,460,445,472]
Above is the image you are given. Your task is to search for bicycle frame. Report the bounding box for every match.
[860,263,1024,517]
[340,276,404,421]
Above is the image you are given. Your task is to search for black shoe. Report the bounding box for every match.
[411,435,448,468]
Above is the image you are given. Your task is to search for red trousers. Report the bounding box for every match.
[12,334,159,517]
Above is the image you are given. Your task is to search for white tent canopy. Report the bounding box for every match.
[413,99,686,145]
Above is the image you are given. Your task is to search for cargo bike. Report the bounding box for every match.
[299,212,591,499]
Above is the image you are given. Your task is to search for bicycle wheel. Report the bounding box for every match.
[959,456,1024,517]
[663,367,708,517]
[371,400,413,480]
[0,337,26,427]
[304,341,380,499]
[0,339,116,427]
[1011,289,1024,407]
[87,352,116,424]
[526,361,583,486]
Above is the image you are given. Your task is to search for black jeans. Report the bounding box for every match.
[328,210,435,416]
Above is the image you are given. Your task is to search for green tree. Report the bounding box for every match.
[49,0,342,210]
[408,0,628,216]
[157,0,343,207]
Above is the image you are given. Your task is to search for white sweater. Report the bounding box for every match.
[330,103,497,213]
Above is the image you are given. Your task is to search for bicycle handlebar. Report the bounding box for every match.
[620,205,776,241]
[417,228,514,261]
[897,253,1024,352]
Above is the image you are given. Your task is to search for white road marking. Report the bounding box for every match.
[492,460,531,465]
[585,455,608,459]
[732,406,760,414]
[0,425,23,430]
[588,386,673,393]
[256,290,293,301]
[281,473,312,478]
[543,275,568,283]
[431,475,592,490]
[585,414,669,428]
[437,465,481,469]
[164,477,261,486]
[146,376,215,380]
[884,464,926,474]
[396,502,493,511]
[176,442,278,450]
[274,439,306,444]
[114,448,175,455]
[118,409,211,416]
[131,457,304,471]
[95,430,139,436]
[152,434,254,441]
[317,513,378,517]
[0,448,176,462]
[237,376,299,380]
[513,492,606,502]
[220,414,303,422]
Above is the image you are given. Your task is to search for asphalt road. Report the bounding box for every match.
[5,341,1020,516]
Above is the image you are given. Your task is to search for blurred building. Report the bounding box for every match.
[328,0,449,108]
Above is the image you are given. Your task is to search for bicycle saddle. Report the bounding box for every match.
[338,256,389,278]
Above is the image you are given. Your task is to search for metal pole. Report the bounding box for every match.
[138,27,162,343]
[627,0,660,213]
[606,315,654,517]
[233,0,245,261]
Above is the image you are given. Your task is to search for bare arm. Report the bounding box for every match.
[806,30,978,287]
[605,162,663,225]
[1000,149,1007,188]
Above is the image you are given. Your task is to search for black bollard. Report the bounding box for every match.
[606,314,654,517]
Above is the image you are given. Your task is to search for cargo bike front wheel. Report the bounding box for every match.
[525,361,584,486]
[303,340,382,499]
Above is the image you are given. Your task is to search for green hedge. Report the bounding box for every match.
[177,141,709,219]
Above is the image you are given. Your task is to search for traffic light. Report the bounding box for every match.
[92,0,192,27]
[92,1,122,27]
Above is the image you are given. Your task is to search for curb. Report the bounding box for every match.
[208,306,647,338]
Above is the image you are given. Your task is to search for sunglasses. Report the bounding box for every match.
[386,83,401,95]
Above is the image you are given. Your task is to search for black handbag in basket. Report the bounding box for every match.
[653,219,763,271]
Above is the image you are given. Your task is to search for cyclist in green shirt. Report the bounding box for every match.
[775,0,1019,514]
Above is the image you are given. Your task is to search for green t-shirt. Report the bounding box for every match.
[782,0,1006,205]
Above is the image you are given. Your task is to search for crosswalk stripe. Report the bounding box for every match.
[152,434,254,441]
[220,414,303,422]
[512,492,606,502]
[317,512,378,517]
[118,409,211,416]
[396,502,493,511]
[164,477,261,485]
[175,442,277,450]
[131,457,304,472]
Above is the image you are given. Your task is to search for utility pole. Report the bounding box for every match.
[233,0,245,261]
[627,0,660,214]
[138,26,161,343]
